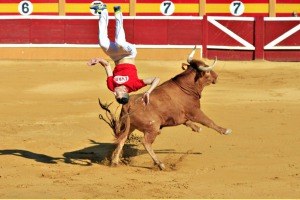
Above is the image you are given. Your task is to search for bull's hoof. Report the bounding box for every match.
[192,126,201,132]
[224,129,232,135]
[110,160,119,167]
[158,163,166,170]
[110,162,119,167]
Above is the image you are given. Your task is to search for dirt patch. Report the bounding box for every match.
[0,59,299,198]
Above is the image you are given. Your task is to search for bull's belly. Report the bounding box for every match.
[127,99,187,131]
[129,114,187,133]
[161,116,187,127]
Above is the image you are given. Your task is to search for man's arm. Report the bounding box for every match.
[87,58,113,77]
[142,77,160,105]
[143,77,160,94]
[87,58,114,91]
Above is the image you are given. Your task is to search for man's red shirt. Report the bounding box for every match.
[106,63,146,93]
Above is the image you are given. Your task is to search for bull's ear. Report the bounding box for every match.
[181,63,188,70]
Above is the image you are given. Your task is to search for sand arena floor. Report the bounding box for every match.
[0,59,300,198]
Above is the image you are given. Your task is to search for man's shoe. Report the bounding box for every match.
[114,6,121,14]
[90,2,107,14]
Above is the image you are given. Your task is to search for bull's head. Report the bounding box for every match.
[183,46,218,85]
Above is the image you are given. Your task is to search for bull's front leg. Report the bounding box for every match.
[189,110,231,135]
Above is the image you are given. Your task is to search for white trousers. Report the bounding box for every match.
[98,9,137,62]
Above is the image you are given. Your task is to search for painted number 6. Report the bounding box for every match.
[18,1,33,15]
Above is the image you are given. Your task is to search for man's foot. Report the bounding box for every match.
[90,2,107,14]
[114,6,121,14]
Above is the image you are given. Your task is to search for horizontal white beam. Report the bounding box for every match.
[127,16,203,20]
[208,45,255,50]
[264,17,300,21]
[208,16,255,21]
[136,45,202,49]
[264,46,300,50]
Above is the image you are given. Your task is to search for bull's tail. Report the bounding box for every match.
[97,98,131,143]
[114,110,131,144]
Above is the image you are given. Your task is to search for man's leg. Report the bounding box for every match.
[92,4,120,61]
[114,6,137,58]
[90,2,111,50]
[114,6,126,47]
[98,8,110,50]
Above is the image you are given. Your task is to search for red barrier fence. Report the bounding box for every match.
[0,16,299,61]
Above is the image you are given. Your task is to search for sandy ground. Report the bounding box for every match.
[0,59,300,199]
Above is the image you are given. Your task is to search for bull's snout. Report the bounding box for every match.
[212,75,218,84]
[209,70,218,84]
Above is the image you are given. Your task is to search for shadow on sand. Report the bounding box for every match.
[0,139,202,168]
[0,149,61,164]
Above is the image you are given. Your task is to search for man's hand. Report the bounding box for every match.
[87,58,98,66]
[87,58,109,67]
[142,92,150,106]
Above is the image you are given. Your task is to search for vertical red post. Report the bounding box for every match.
[202,15,208,59]
[254,16,264,60]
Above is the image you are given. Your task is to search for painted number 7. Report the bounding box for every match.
[160,1,175,16]
[230,1,245,16]
[163,2,171,14]
[233,2,241,14]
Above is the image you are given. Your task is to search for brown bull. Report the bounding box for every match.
[101,47,231,170]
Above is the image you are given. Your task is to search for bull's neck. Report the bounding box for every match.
[171,71,203,99]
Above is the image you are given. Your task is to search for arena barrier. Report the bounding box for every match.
[0,15,299,61]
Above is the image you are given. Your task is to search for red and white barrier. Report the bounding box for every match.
[0,15,299,61]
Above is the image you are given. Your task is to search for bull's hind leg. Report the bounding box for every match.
[142,131,165,170]
[111,127,135,166]
[111,137,127,166]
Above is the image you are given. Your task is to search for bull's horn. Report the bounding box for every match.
[187,45,197,63]
[198,57,218,71]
